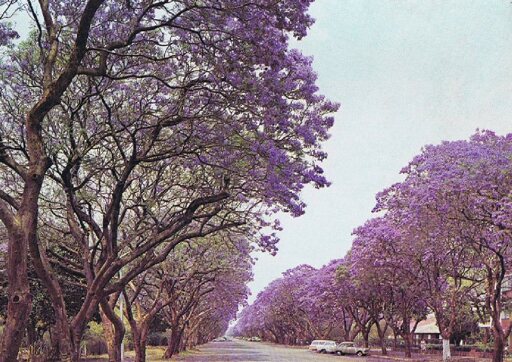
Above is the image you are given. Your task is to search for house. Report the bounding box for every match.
[413,314,441,344]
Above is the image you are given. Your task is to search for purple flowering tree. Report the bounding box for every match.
[235,262,363,345]
[300,259,358,342]
[122,236,247,362]
[0,2,106,359]
[374,131,512,362]
[337,284,374,349]
[234,265,318,344]
[0,1,336,360]
[150,236,252,359]
[375,182,482,360]
[351,217,428,358]
[336,256,388,353]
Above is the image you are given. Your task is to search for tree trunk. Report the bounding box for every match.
[404,334,412,358]
[49,307,75,361]
[375,322,387,355]
[0,230,32,362]
[268,329,278,343]
[0,11,103,351]
[72,323,89,361]
[362,329,370,348]
[101,301,125,362]
[442,338,451,361]
[70,287,109,360]
[134,340,146,362]
[342,315,354,342]
[29,232,75,361]
[133,323,149,362]
[164,327,183,358]
[102,317,123,362]
[492,327,505,362]
[343,330,350,341]
[490,286,505,362]
[133,330,148,362]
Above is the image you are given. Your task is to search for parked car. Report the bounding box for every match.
[309,340,326,351]
[212,336,229,342]
[309,340,337,353]
[248,336,262,342]
[335,341,370,356]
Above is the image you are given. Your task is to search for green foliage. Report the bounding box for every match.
[85,321,104,338]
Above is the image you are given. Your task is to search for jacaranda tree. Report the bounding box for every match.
[0,1,337,360]
[234,265,318,344]
[123,234,252,362]
[351,217,428,358]
[375,130,512,362]
[375,182,482,360]
[300,259,353,341]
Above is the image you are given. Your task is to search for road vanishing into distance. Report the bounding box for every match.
[176,339,368,362]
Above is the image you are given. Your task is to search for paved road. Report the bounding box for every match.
[176,340,368,362]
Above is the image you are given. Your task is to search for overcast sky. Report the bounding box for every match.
[248,0,512,302]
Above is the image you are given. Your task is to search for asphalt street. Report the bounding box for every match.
[176,340,368,362]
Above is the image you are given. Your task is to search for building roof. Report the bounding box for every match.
[415,323,441,334]
[413,314,440,334]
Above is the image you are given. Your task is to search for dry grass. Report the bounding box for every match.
[81,346,197,361]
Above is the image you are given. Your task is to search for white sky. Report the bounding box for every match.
[248,0,512,302]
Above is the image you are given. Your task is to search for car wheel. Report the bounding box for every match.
[336,351,342,356]
[356,351,363,356]
[320,349,326,354]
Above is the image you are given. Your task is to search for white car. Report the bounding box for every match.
[212,337,227,342]
[309,340,337,353]
[335,341,370,356]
